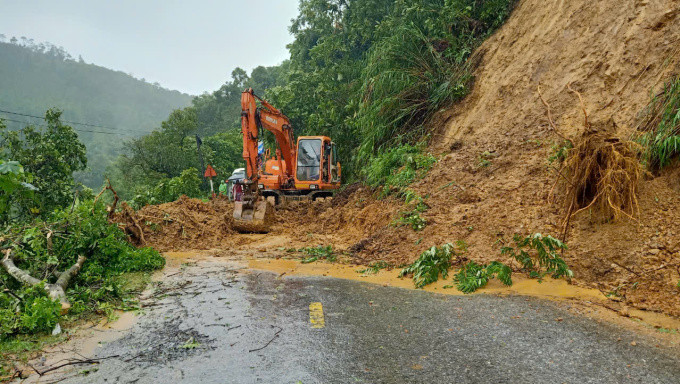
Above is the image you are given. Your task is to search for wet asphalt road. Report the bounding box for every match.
[59,260,680,384]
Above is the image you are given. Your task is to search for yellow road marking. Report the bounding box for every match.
[309,302,325,329]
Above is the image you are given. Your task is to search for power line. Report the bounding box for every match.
[0,108,148,135]
[0,116,133,136]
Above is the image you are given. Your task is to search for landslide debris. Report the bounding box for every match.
[115,195,235,252]
[118,0,680,318]
[268,0,680,317]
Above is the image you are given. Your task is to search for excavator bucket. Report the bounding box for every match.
[232,199,274,233]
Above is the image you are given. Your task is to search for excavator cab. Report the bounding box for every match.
[294,136,341,191]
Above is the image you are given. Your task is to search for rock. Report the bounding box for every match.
[649,249,661,255]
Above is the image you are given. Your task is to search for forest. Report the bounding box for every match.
[0,37,192,189]
[107,0,516,203]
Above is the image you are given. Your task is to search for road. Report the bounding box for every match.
[33,257,680,384]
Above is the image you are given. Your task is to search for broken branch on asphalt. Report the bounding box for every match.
[249,326,283,353]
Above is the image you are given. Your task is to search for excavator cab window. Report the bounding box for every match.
[296,139,321,181]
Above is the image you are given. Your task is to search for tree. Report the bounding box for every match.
[231,67,249,89]
[0,109,87,214]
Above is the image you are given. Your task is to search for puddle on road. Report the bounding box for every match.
[247,258,603,300]
[78,311,138,356]
[248,258,680,331]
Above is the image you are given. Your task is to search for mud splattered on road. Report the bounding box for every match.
[23,252,680,384]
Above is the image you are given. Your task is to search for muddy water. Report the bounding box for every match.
[248,258,680,331]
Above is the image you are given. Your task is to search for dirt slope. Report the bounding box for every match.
[292,0,680,316]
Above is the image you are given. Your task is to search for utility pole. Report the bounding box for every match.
[195,135,207,189]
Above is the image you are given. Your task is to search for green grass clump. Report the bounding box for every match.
[400,243,461,288]
[501,233,573,280]
[453,261,512,293]
[636,75,680,170]
[356,23,471,168]
[364,143,437,196]
[299,245,337,263]
[548,140,573,165]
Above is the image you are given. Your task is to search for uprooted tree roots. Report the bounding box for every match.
[541,83,643,238]
[562,132,642,223]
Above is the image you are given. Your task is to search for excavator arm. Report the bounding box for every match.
[240,88,296,186]
[233,88,295,232]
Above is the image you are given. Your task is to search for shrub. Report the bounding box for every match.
[130,167,202,209]
[394,211,427,231]
[0,200,165,339]
[453,261,512,293]
[400,243,462,288]
[364,143,437,195]
[501,233,572,280]
[636,75,680,170]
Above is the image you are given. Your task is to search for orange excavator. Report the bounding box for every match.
[232,88,341,232]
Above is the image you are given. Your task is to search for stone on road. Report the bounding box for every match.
[60,259,680,384]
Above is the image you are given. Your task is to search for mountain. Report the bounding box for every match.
[0,39,193,188]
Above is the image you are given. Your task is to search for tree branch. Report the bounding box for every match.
[1,249,40,286]
[1,249,86,312]
[55,255,87,289]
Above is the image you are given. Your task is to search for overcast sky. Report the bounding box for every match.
[0,0,299,95]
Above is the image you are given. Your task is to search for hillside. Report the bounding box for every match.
[226,0,679,317]
[0,40,193,188]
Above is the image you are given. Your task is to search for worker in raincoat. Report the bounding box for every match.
[218,180,228,196]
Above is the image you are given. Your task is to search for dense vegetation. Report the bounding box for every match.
[0,37,192,189]
[0,116,164,366]
[637,75,680,170]
[111,0,516,199]
[107,66,287,201]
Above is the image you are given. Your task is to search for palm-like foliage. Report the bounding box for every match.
[453,261,512,293]
[501,233,572,279]
[400,243,457,288]
[637,76,680,170]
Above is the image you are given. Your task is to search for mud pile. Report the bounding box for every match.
[115,196,235,252]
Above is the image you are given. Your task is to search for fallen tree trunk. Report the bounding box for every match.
[1,249,86,313]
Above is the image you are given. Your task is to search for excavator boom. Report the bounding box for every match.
[231,89,285,233]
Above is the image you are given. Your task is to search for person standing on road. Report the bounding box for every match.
[233,182,243,202]
[218,180,228,196]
